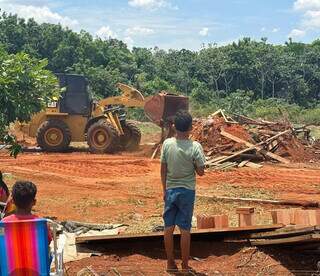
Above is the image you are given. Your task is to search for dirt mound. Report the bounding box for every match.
[191,117,253,155]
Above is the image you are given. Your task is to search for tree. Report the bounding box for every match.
[197,45,227,94]
[0,47,59,156]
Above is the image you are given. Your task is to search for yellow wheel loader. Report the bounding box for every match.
[17,73,189,153]
[18,74,144,153]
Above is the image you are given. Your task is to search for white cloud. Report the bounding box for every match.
[0,2,78,28]
[126,26,154,36]
[294,0,320,11]
[271,28,280,33]
[260,27,266,32]
[96,26,117,39]
[124,36,134,49]
[288,28,306,38]
[128,0,177,10]
[302,9,320,28]
[199,27,209,36]
[290,0,320,38]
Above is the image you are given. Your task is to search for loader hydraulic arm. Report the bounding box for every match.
[92,83,145,117]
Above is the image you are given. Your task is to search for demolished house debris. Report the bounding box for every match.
[191,110,319,170]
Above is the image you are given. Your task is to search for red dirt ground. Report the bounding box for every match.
[1,151,320,274]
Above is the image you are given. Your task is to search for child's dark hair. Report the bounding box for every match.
[174,110,193,132]
[0,172,9,198]
[12,181,37,209]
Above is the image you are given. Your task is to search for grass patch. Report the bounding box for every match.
[136,122,161,136]
[127,198,145,206]
[309,126,320,140]
[72,198,124,210]
[208,183,275,200]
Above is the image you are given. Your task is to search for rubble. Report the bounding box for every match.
[191,110,319,169]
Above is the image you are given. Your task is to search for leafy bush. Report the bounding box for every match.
[0,48,59,156]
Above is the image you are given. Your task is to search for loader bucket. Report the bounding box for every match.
[144,92,189,127]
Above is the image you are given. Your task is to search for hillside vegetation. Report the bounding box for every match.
[1,12,320,127]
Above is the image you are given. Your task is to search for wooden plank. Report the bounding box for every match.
[209,162,237,170]
[206,155,227,165]
[238,160,250,168]
[151,144,161,160]
[210,109,223,118]
[262,129,292,144]
[250,234,320,246]
[206,146,257,165]
[212,163,238,171]
[75,224,283,244]
[250,226,319,239]
[220,129,290,164]
[220,110,228,122]
[245,162,263,169]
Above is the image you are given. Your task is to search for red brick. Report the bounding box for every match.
[196,215,201,229]
[236,207,254,214]
[307,210,320,226]
[205,215,215,228]
[316,210,320,225]
[293,209,309,226]
[271,209,291,225]
[289,209,298,224]
[238,213,254,227]
[213,215,229,228]
[197,215,215,229]
[196,215,205,229]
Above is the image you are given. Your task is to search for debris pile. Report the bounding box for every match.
[191,110,319,170]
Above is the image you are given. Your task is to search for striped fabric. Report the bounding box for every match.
[0,219,50,276]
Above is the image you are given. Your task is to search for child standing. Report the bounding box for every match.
[160,110,206,271]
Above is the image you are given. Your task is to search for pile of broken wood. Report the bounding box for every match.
[191,110,318,170]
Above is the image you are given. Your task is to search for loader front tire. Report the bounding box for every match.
[120,121,141,151]
[36,119,71,152]
[87,120,118,153]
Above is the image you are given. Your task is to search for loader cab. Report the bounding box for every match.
[55,73,92,116]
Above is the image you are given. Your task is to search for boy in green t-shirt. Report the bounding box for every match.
[160,110,206,271]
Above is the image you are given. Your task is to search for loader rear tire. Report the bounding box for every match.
[36,119,71,152]
[87,120,118,153]
[120,121,141,151]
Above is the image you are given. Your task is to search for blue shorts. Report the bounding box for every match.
[163,187,195,231]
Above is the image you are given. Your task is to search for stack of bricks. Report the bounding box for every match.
[197,214,229,229]
[236,207,255,227]
[271,209,320,226]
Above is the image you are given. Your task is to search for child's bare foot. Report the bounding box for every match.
[181,263,195,273]
[167,260,178,271]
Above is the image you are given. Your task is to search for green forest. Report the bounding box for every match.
[1,11,320,129]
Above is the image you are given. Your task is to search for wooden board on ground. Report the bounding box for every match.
[75,224,283,244]
[245,162,263,169]
[250,226,320,239]
[238,160,250,167]
[250,233,320,246]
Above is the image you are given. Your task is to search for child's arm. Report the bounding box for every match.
[161,162,167,200]
[160,141,168,201]
[194,164,205,176]
[194,142,206,176]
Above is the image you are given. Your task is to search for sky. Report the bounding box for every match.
[1,0,320,50]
